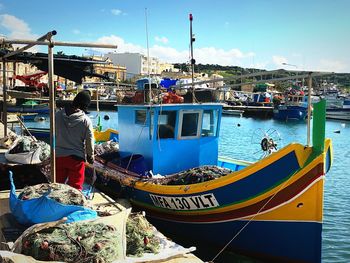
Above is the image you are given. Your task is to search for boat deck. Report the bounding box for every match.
[0,189,202,262]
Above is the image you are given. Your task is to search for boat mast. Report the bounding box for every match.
[145,8,152,104]
[189,13,195,103]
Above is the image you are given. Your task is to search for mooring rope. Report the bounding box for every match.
[210,168,300,262]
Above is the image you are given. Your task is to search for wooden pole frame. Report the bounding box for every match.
[1,33,117,183]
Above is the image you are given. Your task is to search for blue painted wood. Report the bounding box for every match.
[118,104,223,175]
[149,217,322,263]
[128,151,300,208]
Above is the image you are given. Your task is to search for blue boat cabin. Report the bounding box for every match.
[117,104,222,175]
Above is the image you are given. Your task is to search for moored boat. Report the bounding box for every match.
[273,93,308,121]
[8,101,49,114]
[326,108,350,121]
[90,99,332,262]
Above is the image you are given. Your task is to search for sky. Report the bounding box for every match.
[0,0,350,73]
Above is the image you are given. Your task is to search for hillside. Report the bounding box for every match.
[173,63,350,90]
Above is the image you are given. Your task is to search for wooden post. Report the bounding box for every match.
[48,40,56,183]
[2,59,7,137]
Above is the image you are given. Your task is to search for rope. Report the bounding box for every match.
[125,109,149,172]
[210,169,299,262]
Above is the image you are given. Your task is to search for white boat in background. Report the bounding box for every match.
[325,97,350,121]
[222,109,244,116]
[326,108,350,121]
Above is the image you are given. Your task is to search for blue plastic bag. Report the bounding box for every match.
[9,171,98,225]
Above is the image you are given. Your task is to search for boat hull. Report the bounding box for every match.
[273,105,307,121]
[149,217,321,263]
[326,108,350,121]
[7,106,49,114]
[122,140,332,263]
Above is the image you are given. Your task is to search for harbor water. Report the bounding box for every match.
[23,111,350,262]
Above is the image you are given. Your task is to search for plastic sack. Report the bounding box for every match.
[9,171,98,225]
[5,145,41,164]
[5,137,49,164]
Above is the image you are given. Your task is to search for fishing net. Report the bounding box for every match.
[166,165,233,185]
[20,221,121,263]
[8,136,50,161]
[126,213,160,257]
[94,140,119,156]
[19,183,86,206]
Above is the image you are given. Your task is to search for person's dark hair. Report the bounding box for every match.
[73,90,91,112]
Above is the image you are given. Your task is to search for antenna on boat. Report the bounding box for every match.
[145,8,152,104]
[189,13,195,103]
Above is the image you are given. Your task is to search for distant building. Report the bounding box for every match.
[84,56,126,83]
[159,62,178,73]
[104,52,176,78]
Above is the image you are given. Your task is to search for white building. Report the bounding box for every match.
[104,52,160,78]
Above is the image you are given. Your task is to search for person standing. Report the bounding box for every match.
[55,90,94,190]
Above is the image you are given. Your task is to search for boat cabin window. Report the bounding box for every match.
[202,110,218,137]
[135,110,147,125]
[157,111,176,139]
[178,110,202,139]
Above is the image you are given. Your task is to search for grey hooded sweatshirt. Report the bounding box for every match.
[55,108,94,161]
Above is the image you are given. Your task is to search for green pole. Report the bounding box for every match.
[312,99,326,155]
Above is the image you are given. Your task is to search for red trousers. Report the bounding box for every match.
[56,156,85,190]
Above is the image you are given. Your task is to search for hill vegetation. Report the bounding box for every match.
[173,63,350,90]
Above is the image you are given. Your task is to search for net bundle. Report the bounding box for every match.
[9,136,50,161]
[126,213,160,257]
[21,221,120,263]
[166,165,233,185]
[94,141,119,156]
[19,183,86,206]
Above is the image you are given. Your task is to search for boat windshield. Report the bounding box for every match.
[157,111,176,139]
[202,109,218,137]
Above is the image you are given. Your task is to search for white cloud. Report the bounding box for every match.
[72,29,80,34]
[0,14,39,51]
[155,36,169,44]
[272,55,288,66]
[249,61,269,70]
[150,45,188,63]
[94,34,255,66]
[0,14,37,39]
[312,59,346,73]
[111,9,122,16]
[95,35,145,54]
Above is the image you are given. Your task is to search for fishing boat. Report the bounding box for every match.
[326,108,350,121]
[94,128,119,142]
[325,97,350,121]
[90,98,332,262]
[273,93,308,121]
[222,109,244,116]
[7,100,49,114]
[18,113,38,121]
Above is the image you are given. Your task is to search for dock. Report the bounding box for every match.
[223,104,273,118]
[0,188,203,262]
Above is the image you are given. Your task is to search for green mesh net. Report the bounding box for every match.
[19,183,86,206]
[126,213,160,257]
[21,221,120,263]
